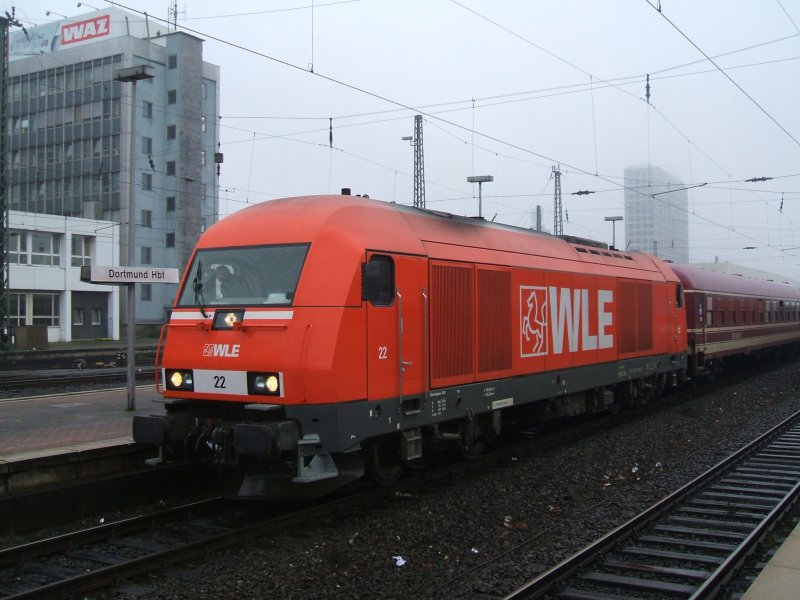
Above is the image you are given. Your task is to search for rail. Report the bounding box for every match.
[503,409,800,599]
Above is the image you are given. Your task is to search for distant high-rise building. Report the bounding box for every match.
[8,8,220,337]
[624,165,689,264]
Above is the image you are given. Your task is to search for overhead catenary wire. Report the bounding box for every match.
[24,1,800,271]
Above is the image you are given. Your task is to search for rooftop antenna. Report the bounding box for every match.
[168,0,185,30]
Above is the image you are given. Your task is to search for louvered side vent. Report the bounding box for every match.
[637,282,653,350]
[430,264,474,382]
[478,269,511,373]
[619,281,637,354]
[619,280,654,353]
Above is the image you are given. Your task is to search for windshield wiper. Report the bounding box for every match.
[193,260,209,318]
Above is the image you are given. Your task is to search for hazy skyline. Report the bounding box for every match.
[9,0,800,278]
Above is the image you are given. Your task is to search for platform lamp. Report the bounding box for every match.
[114,65,155,411]
[605,215,623,250]
[467,175,493,218]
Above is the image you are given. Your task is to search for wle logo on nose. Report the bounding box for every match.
[203,344,240,358]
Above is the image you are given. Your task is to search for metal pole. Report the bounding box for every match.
[478,182,483,218]
[126,80,137,410]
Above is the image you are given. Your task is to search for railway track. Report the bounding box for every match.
[0,401,647,598]
[0,497,245,599]
[504,409,800,599]
[0,367,155,392]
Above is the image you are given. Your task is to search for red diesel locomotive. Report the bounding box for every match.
[133,194,800,496]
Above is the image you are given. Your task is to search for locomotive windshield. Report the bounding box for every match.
[176,243,310,307]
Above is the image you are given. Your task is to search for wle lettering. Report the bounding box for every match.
[61,15,111,45]
[520,286,614,357]
[549,287,613,353]
[203,344,240,358]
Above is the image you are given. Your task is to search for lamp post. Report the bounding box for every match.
[46,10,67,18]
[604,215,623,250]
[76,2,100,9]
[467,175,493,218]
[114,65,154,411]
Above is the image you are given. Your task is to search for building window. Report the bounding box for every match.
[166,232,175,247]
[73,308,85,326]
[9,230,27,264]
[141,209,152,228]
[168,54,177,69]
[202,82,207,99]
[9,293,26,326]
[201,116,207,132]
[141,284,152,301]
[31,232,61,266]
[166,161,176,176]
[166,196,176,211]
[167,89,177,104]
[91,308,102,326]
[32,293,60,326]
[71,235,92,267]
[142,136,152,155]
[143,101,153,119]
[200,150,206,166]
[141,246,152,264]
[166,125,176,140]
[142,172,152,190]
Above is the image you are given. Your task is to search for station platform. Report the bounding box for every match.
[0,385,164,463]
[742,519,800,599]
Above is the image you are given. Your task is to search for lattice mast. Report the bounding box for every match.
[412,115,426,209]
[552,165,563,236]
[0,12,21,350]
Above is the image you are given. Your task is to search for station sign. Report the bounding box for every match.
[81,266,180,285]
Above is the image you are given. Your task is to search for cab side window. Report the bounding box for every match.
[362,255,395,306]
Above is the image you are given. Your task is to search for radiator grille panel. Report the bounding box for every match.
[477,269,511,372]
[619,280,653,353]
[431,264,474,380]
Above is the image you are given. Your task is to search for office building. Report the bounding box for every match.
[624,165,689,264]
[8,7,220,340]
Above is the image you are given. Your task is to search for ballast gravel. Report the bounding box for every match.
[107,361,800,599]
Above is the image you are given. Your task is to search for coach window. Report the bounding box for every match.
[362,255,394,306]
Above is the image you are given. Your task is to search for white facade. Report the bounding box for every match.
[9,211,120,343]
[624,165,689,264]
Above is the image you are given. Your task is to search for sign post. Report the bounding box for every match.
[82,266,178,410]
[114,64,155,411]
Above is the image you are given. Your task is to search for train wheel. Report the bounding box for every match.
[367,436,404,486]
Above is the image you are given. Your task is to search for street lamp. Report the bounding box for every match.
[76,2,100,9]
[114,64,155,411]
[604,215,623,249]
[46,10,67,18]
[467,175,493,218]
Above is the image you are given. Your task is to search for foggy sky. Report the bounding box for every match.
[11,0,800,278]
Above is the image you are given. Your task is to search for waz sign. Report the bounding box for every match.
[61,15,111,46]
[520,286,614,357]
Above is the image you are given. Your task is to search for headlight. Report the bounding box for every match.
[165,369,194,391]
[248,372,282,396]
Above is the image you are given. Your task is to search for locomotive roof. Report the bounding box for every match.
[200,194,676,279]
[671,263,800,299]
